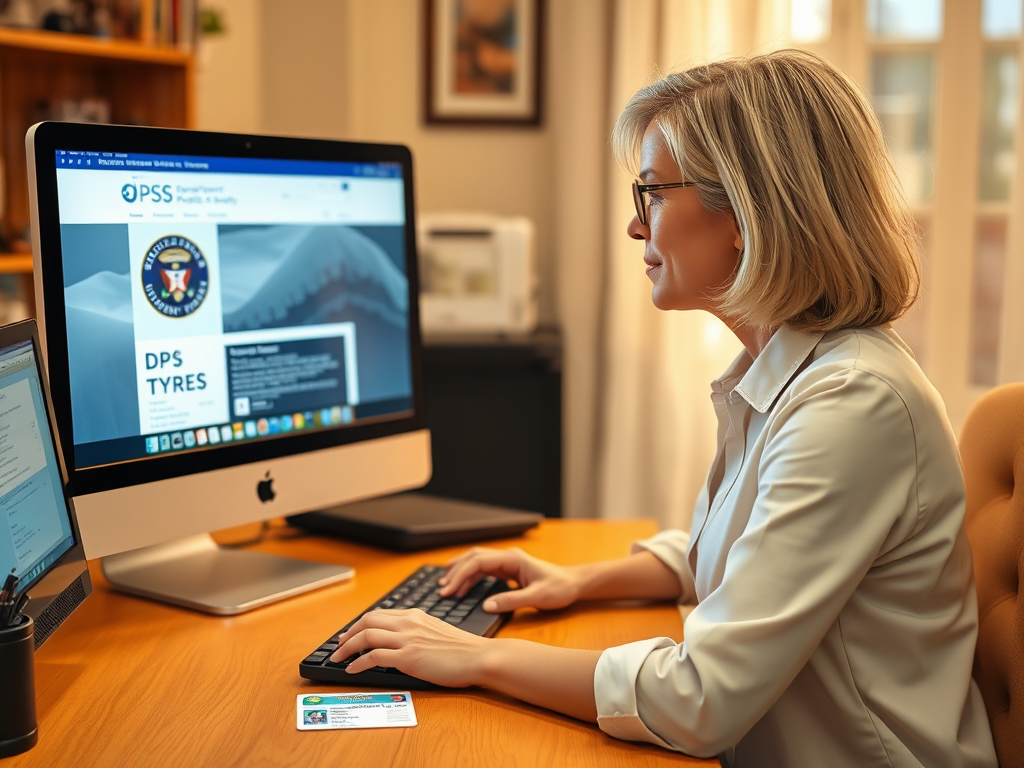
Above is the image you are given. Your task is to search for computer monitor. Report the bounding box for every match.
[0,320,92,647]
[26,122,431,614]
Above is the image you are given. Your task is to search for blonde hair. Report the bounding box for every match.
[612,48,920,331]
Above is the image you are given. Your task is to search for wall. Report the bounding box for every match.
[259,0,347,138]
[194,0,263,133]
[548,0,612,519]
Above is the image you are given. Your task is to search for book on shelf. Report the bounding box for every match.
[139,0,197,51]
[0,1,195,51]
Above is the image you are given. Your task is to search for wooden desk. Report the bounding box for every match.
[10,520,712,767]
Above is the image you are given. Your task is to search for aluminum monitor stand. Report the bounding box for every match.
[101,533,353,615]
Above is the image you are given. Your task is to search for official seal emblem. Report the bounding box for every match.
[141,235,209,318]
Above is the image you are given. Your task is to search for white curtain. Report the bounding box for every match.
[1001,115,1024,384]
[997,14,1024,386]
[594,0,793,530]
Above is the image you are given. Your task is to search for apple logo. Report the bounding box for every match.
[257,471,276,503]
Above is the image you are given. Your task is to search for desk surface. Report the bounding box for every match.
[11,519,712,767]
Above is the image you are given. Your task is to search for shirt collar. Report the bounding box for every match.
[712,325,827,413]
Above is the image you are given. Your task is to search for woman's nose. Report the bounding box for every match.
[627,214,648,241]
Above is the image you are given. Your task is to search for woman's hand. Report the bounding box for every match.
[330,609,490,688]
[439,547,582,612]
[330,607,602,722]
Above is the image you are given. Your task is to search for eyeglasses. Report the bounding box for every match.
[632,180,697,225]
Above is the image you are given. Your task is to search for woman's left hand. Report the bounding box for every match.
[329,608,489,688]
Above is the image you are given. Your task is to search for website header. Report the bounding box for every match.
[55,150,402,178]
[55,169,405,226]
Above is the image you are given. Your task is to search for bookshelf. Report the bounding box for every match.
[0,26,194,316]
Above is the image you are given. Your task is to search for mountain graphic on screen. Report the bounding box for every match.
[66,270,133,321]
[65,270,137,443]
[218,225,408,333]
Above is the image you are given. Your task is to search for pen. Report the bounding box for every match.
[0,593,28,628]
[12,592,29,622]
[0,569,17,604]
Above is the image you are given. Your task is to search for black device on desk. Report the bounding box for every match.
[299,564,512,689]
[420,331,562,517]
[288,493,542,551]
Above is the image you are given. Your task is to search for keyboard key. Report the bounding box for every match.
[323,654,354,668]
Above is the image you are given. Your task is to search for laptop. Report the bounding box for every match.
[0,319,92,647]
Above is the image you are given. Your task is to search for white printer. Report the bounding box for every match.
[417,212,537,336]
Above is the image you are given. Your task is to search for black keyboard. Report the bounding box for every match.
[299,564,512,690]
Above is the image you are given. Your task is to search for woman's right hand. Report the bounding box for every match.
[438,547,582,613]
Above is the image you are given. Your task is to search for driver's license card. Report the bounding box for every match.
[296,692,417,730]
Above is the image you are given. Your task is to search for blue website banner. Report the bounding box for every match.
[54,150,402,178]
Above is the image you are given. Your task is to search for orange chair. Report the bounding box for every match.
[960,382,1024,767]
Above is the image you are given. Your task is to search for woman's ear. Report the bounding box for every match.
[729,210,744,252]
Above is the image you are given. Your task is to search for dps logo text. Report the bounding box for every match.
[122,183,173,203]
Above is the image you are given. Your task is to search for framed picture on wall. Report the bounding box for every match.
[425,0,544,126]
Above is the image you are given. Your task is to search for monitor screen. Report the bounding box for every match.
[53,150,412,471]
[28,124,431,568]
[0,338,75,590]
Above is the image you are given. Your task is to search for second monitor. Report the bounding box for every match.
[27,123,432,613]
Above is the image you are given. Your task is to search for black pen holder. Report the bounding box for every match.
[0,615,37,757]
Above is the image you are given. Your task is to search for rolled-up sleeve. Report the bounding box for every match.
[594,638,677,748]
[632,529,696,605]
[593,368,919,757]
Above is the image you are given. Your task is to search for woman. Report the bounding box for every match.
[332,49,997,766]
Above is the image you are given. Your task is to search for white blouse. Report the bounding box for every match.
[593,325,997,767]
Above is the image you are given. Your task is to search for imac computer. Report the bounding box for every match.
[26,122,431,614]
